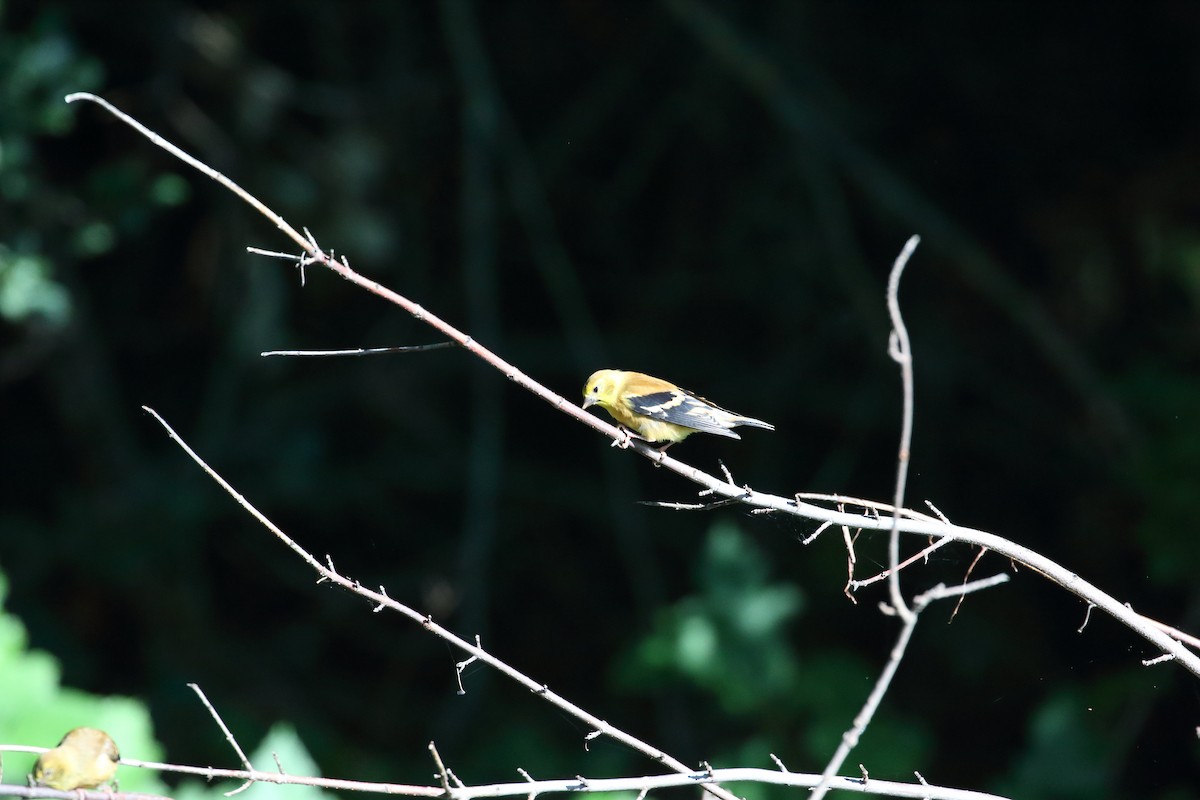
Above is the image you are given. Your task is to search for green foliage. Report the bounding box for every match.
[0,6,103,333]
[0,569,165,793]
[0,5,103,150]
[0,246,70,326]
[618,521,804,715]
[617,522,932,775]
[0,5,192,336]
[0,3,101,234]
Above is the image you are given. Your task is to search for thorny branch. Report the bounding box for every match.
[138,406,741,800]
[0,761,1012,800]
[115,406,1009,800]
[62,92,1200,678]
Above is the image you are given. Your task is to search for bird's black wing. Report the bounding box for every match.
[625,390,742,438]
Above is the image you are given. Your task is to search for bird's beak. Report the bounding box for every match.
[582,396,597,409]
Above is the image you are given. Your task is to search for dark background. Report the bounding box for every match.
[3,2,1199,797]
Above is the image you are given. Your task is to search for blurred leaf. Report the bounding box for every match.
[150,173,191,207]
[617,520,805,714]
[0,246,71,325]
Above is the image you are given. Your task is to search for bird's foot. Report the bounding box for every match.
[610,427,636,449]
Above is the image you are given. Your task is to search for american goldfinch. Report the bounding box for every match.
[582,369,774,445]
[32,727,120,791]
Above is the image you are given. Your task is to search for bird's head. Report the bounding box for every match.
[582,369,619,410]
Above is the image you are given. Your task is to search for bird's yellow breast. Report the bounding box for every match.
[625,416,695,443]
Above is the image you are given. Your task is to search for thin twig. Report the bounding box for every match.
[802,520,834,545]
[455,636,482,695]
[842,522,860,602]
[186,684,254,796]
[429,743,452,794]
[246,246,301,261]
[637,496,746,512]
[795,493,941,525]
[848,537,955,592]
[261,344,454,357]
[1078,603,1097,633]
[950,547,990,621]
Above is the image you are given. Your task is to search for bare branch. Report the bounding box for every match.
[66,94,1200,684]
[885,234,921,621]
[186,684,254,796]
[429,743,453,794]
[64,93,313,256]
[138,407,742,800]
[0,757,1019,800]
[135,405,1019,800]
[3,745,1010,800]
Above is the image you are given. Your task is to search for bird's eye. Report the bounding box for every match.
[591,385,598,393]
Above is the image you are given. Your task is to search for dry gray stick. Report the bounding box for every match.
[885,236,920,620]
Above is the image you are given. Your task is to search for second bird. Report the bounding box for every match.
[33,727,120,791]
[582,369,774,446]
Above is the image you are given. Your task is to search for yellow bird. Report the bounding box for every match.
[32,727,120,791]
[582,369,774,446]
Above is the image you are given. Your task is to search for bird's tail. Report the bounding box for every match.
[732,415,774,431]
